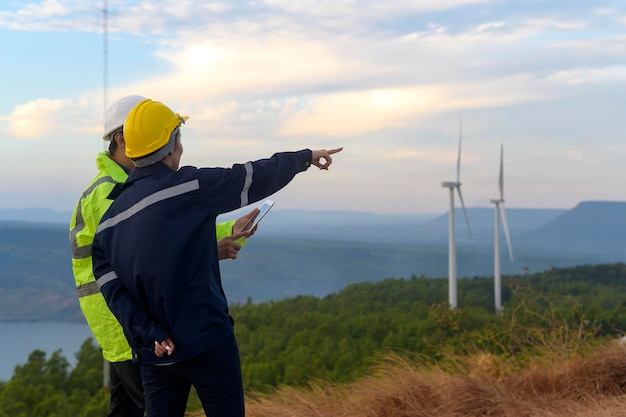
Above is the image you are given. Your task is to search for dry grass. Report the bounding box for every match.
[187,340,626,417]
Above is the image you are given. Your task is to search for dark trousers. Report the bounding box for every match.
[109,360,145,417]
[140,333,244,417]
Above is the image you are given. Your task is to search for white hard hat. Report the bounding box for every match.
[102,95,147,141]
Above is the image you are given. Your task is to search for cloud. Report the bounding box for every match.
[262,0,490,18]
[4,97,99,140]
[279,88,443,136]
[525,18,588,32]
[143,33,365,103]
[2,1,619,144]
[278,76,545,137]
[0,1,230,34]
[7,98,67,139]
[547,65,626,85]
[0,0,100,32]
[96,5,590,130]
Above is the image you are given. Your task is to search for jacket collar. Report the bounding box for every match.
[126,161,173,184]
[96,151,129,183]
[108,162,173,201]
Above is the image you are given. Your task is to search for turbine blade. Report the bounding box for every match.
[500,203,514,261]
[456,186,473,242]
[499,144,504,199]
[456,114,462,183]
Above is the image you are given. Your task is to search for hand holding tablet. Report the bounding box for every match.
[234,199,275,244]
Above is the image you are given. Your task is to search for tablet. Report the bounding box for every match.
[235,199,275,243]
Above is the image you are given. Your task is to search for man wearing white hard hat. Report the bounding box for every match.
[69,95,257,417]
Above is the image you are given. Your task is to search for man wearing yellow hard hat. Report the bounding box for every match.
[91,98,342,417]
[70,95,258,417]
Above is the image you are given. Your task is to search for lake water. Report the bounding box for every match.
[0,321,95,382]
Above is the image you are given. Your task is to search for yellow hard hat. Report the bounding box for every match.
[124,99,189,159]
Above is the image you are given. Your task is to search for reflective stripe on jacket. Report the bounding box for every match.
[70,151,235,362]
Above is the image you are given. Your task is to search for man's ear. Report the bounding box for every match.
[115,132,125,147]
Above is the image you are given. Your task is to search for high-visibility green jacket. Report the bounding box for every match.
[69,151,235,362]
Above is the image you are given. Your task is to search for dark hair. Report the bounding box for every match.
[108,129,123,153]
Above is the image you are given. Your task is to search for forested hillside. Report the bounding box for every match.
[231,263,626,390]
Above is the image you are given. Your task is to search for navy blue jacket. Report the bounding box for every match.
[92,150,312,364]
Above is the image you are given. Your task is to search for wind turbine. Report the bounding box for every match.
[490,144,514,314]
[441,116,473,309]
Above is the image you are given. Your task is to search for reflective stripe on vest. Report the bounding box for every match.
[77,281,100,297]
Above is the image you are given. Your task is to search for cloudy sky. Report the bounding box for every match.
[0,0,624,215]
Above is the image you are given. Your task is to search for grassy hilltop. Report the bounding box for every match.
[222,342,626,417]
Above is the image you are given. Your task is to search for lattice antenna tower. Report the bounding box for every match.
[103,0,108,122]
[101,0,111,391]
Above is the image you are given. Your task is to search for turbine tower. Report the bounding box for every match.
[441,116,473,309]
[490,144,514,314]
